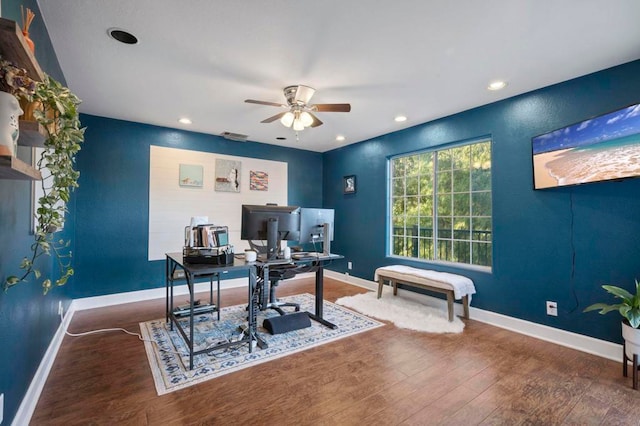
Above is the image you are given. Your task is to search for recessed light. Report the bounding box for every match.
[394,115,407,122]
[487,80,507,91]
[178,117,192,125]
[276,137,287,140]
[336,135,346,142]
[107,28,138,45]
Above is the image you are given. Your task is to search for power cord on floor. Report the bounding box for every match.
[60,310,248,357]
[60,310,188,356]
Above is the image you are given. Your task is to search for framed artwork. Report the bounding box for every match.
[250,170,268,191]
[343,175,356,194]
[179,164,203,187]
[215,159,241,192]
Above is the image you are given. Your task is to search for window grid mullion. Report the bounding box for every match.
[433,152,439,260]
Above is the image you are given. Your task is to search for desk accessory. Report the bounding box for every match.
[183,224,234,265]
[245,250,257,262]
[263,311,311,334]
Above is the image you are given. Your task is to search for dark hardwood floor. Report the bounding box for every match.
[31,277,640,425]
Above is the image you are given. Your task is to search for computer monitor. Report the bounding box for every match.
[299,208,334,254]
[241,204,301,259]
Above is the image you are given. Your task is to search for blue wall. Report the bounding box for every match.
[0,0,68,423]
[1,2,639,421]
[71,115,324,298]
[324,59,640,343]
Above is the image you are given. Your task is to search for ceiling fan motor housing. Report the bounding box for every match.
[284,85,316,106]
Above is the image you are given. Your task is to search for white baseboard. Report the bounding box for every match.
[71,273,316,311]
[12,305,75,426]
[72,278,247,311]
[325,270,623,362]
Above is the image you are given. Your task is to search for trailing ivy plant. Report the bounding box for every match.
[4,74,84,294]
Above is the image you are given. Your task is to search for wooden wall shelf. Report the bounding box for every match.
[0,154,41,180]
[0,17,44,179]
[0,17,44,81]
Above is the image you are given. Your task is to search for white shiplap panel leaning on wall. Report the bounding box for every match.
[148,145,288,260]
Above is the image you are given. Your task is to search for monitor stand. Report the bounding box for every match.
[322,222,331,256]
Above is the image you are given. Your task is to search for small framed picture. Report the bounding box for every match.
[343,175,356,194]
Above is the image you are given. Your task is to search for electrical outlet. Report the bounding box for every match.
[347,261,353,270]
[546,301,558,316]
[173,270,185,279]
[58,301,63,316]
[1,392,4,424]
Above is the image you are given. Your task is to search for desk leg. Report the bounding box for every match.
[165,256,169,323]
[307,264,337,329]
[247,266,267,349]
[261,264,270,310]
[216,274,221,321]
[187,272,195,371]
[166,257,178,328]
[248,268,253,353]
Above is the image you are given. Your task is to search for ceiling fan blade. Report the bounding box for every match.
[261,112,287,123]
[309,112,323,128]
[313,103,351,112]
[245,99,287,108]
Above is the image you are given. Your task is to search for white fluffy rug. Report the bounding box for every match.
[335,290,465,333]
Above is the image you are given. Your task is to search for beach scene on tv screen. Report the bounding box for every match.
[532,103,640,189]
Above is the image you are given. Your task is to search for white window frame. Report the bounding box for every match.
[388,139,492,270]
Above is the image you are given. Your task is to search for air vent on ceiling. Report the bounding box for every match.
[220,131,248,142]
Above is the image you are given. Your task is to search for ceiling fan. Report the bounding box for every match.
[245,85,351,131]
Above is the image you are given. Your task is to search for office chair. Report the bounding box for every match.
[261,264,311,334]
[265,265,300,315]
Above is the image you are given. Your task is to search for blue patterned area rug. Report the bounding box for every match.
[140,293,384,395]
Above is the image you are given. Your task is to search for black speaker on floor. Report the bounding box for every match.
[263,312,311,335]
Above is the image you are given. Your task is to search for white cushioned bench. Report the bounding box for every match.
[374,265,476,322]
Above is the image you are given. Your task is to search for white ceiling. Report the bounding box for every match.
[37,0,640,153]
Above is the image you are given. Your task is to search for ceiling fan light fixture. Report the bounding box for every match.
[299,111,314,127]
[293,118,305,131]
[280,111,294,127]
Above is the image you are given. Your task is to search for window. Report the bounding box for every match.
[390,139,492,268]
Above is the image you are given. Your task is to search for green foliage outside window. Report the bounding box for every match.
[390,140,492,267]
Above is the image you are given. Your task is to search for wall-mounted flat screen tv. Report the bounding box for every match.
[532,102,640,189]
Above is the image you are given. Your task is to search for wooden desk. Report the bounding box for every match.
[165,252,258,370]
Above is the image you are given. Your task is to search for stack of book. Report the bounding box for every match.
[185,225,229,248]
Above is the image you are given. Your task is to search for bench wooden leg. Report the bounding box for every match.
[392,280,398,296]
[446,291,454,322]
[462,295,470,319]
[377,278,384,299]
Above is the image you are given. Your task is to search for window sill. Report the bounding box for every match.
[387,255,492,274]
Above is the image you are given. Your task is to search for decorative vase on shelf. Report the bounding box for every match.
[0,91,23,156]
[21,7,36,53]
[22,30,35,53]
[18,97,40,121]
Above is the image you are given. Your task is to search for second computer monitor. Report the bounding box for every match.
[299,208,334,245]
